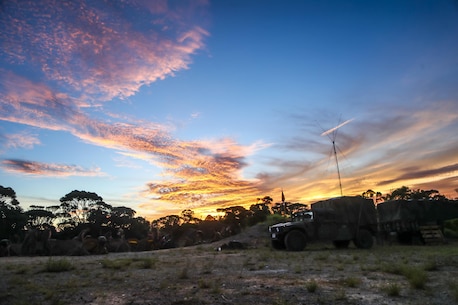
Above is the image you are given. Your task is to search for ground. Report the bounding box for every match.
[1,224,458,305]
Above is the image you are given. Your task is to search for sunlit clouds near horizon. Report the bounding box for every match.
[1,0,457,220]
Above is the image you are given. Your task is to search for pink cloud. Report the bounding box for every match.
[2,159,104,177]
[2,132,40,150]
[0,0,209,102]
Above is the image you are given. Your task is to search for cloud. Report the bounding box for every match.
[0,132,41,150]
[0,1,267,213]
[0,70,265,211]
[377,163,458,186]
[1,159,104,177]
[0,0,209,102]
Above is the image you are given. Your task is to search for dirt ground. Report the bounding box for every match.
[1,224,458,305]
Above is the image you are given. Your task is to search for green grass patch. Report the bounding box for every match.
[100,258,132,270]
[342,276,362,288]
[382,263,428,289]
[305,279,318,292]
[44,258,73,272]
[382,282,401,297]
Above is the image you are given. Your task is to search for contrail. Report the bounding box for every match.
[321,118,354,136]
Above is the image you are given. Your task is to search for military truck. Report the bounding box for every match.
[377,199,458,244]
[269,196,377,251]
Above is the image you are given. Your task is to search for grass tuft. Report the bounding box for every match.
[44,258,73,272]
[383,282,401,297]
[100,258,132,270]
[305,279,318,292]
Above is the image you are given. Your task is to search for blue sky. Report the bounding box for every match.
[1,0,457,220]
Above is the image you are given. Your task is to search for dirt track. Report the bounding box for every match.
[1,225,458,305]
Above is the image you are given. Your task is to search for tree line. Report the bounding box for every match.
[0,185,454,249]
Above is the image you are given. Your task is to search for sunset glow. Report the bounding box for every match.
[1,1,457,221]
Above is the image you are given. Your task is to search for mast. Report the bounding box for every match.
[332,140,343,196]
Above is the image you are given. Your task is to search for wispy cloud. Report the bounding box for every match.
[1,159,104,177]
[0,131,40,150]
[0,0,209,102]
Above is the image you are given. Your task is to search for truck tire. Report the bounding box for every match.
[333,240,350,249]
[354,229,373,249]
[285,230,306,251]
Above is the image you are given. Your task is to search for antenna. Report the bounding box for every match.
[321,118,353,196]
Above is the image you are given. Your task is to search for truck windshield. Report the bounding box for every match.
[292,211,313,222]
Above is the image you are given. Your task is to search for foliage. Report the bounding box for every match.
[271,201,308,216]
[24,207,55,230]
[248,203,270,225]
[385,186,447,201]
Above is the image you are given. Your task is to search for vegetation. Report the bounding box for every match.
[44,258,73,272]
[1,226,458,304]
[1,184,458,255]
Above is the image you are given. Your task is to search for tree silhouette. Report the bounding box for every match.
[248,203,271,225]
[24,206,55,230]
[181,209,201,224]
[57,190,104,229]
[386,186,412,200]
[0,185,27,239]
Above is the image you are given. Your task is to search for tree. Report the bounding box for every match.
[386,186,448,201]
[57,190,104,228]
[151,215,183,232]
[0,185,26,239]
[362,189,384,203]
[109,206,136,229]
[248,203,271,225]
[128,216,150,239]
[217,206,252,231]
[181,209,201,224]
[386,186,412,200]
[24,206,56,230]
[410,189,446,200]
[287,203,309,215]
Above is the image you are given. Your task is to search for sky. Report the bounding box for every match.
[1,0,458,221]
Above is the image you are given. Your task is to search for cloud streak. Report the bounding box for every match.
[2,159,103,177]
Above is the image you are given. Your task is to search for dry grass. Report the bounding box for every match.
[1,230,458,305]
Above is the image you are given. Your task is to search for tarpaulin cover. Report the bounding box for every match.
[311,196,377,226]
[377,199,458,224]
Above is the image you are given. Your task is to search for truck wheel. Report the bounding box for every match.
[354,229,373,249]
[333,240,350,249]
[271,240,285,250]
[285,230,306,251]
